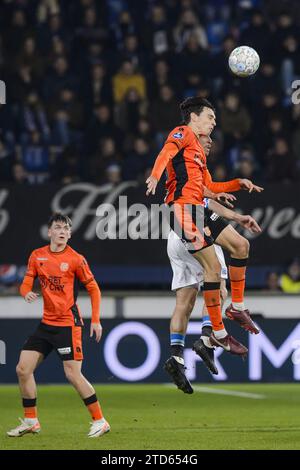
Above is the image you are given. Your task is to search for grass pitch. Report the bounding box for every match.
[0,384,300,450]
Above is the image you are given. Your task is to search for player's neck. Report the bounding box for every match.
[49,241,68,253]
[187,122,200,138]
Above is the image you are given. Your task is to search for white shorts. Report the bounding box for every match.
[167,230,228,291]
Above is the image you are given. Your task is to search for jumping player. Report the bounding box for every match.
[166,197,261,393]
[165,133,262,392]
[7,213,110,438]
[146,97,261,388]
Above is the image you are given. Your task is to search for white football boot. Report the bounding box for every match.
[7,418,41,437]
[88,419,110,438]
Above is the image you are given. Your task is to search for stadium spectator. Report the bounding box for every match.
[12,163,29,185]
[174,9,208,52]
[14,37,45,78]
[3,9,31,57]
[123,137,153,181]
[143,4,173,57]
[150,85,181,147]
[104,162,122,185]
[266,136,296,182]
[113,60,146,103]
[266,271,281,292]
[176,33,209,82]
[43,56,78,101]
[37,13,67,55]
[12,65,39,104]
[112,10,137,48]
[53,144,81,184]
[49,88,83,146]
[85,103,121,155]
[20,92,50,143]
[84,63,113,113]
[20,131,50,181]
[148,59,179,99]
[240,9,272,58]
[115,86,147,133]
[220,91,252,152]
[280,259,300,294]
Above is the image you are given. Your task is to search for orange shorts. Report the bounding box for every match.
[169,203,213,253]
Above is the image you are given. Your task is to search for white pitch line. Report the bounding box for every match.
[193,386,266,400]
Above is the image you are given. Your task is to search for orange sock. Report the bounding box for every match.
[23,398,38,419]
[203,282,224,331]
[83,394,103,421]
[229,258,248,303]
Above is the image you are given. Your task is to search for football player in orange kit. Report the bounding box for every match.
[7,213,110,438]
[146,97,261,390]
[166,134,262,392]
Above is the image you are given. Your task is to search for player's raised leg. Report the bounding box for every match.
[7,350,43,437]
[63,360,110,437]
[164,286,197,394]
[215,225,260,334]
[193,246,248,356]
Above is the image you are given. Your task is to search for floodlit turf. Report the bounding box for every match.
[0,384,300,450]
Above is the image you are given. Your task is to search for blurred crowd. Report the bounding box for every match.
[1,0,300,186]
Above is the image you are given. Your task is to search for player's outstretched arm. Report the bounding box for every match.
[239,178,264,193]
[203,168,263,194]
[208,199,261,234]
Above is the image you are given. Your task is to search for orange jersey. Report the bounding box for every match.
[20,245,100,327]
[151,125,207,205]
[203,167,241,193]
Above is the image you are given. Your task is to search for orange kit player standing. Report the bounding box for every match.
[146,97,250,374]
[7,213,110,438]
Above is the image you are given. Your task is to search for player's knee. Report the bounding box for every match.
[205,259,221,281]
[64,365,80,385]
[16,362,31,379]
[175,300,193,318]
[183,300,194,316]
[234,237,250,258]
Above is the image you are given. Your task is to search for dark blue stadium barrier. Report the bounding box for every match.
[90,265,283,289]
[1,319,300,384]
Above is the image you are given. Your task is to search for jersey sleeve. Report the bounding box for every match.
[151,127,193,181]
[20,252,37,297]
[203,167,241,193]
[75,256,94,285]
[25,252,37,278]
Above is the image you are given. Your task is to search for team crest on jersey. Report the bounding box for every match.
[60,262,69,272]
[173,132,183,139]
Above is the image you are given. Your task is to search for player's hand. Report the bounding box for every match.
[90,323,102,343]
[236,214,262,233]
[146,176,158,196]
[215,192,236,208]
[24,291,39,303]
[239,178,264,193]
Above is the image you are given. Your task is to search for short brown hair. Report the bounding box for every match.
[179,97,215,124]
[48,212,72,228]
